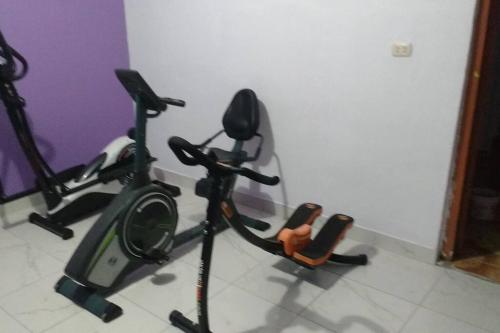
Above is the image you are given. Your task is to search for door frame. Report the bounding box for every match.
[441,0,491,260]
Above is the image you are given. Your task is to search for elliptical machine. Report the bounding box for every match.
[168,136,368,333]
[0,29,158,239]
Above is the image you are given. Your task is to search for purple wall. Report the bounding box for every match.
[0,1,131,196]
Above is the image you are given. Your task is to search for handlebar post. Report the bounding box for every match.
[134,96,148,180]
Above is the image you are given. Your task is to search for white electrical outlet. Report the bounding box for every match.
[392,42,412,57]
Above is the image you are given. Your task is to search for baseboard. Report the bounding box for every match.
[154,167,438,264]
[3,167,437,264]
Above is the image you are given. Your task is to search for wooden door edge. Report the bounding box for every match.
[441,0,491,260]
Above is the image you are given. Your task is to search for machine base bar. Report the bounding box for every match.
[55,276,123,323]
[329,253,368,266]
[28,213,74,240]
[170,310,204,332]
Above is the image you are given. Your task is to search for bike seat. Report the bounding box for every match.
[208,147,248,165]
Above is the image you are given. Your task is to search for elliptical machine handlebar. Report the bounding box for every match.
[168,136,280,186]
[160,97,186,108]
[0,29,28,82]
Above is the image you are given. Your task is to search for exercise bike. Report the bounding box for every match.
[0,28,158,239]
[168,136,368,332]
[55,69,185,321]
[56,83,272,322]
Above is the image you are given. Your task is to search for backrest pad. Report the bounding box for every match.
[223,89,259,140]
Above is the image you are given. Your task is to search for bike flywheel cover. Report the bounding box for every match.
[120,186,178,260]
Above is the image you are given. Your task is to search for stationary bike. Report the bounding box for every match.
[55,69,185,321]
[56,85,272,322]
[0,28,153,239]
[168,136,368,332]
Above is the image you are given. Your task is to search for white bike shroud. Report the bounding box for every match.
[47,136,135,215]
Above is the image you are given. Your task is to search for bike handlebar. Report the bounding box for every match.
[235,165,280,186]
[168,136,280,186]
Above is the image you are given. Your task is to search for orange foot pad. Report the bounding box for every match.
[293,214,354,267]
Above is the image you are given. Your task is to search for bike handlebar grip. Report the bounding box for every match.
[161,97,186,107]
[168,136,199,166]
[239,168,280,186]
[168,136,217,169]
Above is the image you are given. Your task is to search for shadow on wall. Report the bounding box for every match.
[235,100,290,218]
[0,102,56,197]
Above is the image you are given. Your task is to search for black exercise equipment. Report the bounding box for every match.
[0,29,164,239]
[192,88,269,233]
[167,136,368,333]
[55,78,270,322]
[55,69,185,322]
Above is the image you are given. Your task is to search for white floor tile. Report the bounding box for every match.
[282,316,334,333]
[0,227,26,249]
[177,228,271,283]
[323,238,443,304]
[159,328,179,333]
[7,215,98,263]
[0,242,62,297]
[422,270,500,332]
[235,257,340,314]
[0,273,81,333]
[119,259,229,319]
[187,285,297,333]
[0,306,30,333]
[401,307,490,333]
[302,277,416,333]
[44,294,168,333]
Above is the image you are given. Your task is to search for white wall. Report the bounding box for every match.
[124,0,477,251]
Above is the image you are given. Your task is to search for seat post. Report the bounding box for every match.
[231,140,244,155]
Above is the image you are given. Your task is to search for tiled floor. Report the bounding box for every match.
[0,187,498,333]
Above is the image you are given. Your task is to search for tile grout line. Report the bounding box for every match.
[220,282,302,329]
[395,269,445,332]
[332,272,424,307]
[0,232,71,301]
[220,244,430,332]
[303,273,421,333]
[295,287,339,333]
[0,269,60,303]
[0,302,35,333]
[118,291,187,327]
[39,309,84,333]
[416,271,496,333]
[418,269,445,306]
[396,305,419,333]
[417,303,496,333]
[118,265,234,327]
[224,262,340,333]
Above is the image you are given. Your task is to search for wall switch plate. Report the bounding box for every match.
[392,42,412,57]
